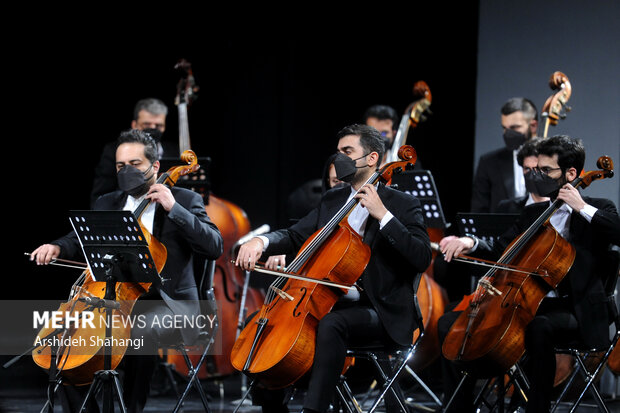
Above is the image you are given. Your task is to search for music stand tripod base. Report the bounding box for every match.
[69,210,161,413]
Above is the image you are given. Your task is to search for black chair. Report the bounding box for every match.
[159,258,219,413]
[440,361,530,413]
[335,272,441,413]
[550,249,620,413]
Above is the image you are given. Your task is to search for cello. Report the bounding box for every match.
[230,145,418,389]
[167,59,265,379]
[31,151,201,385]
[442,156,614,379]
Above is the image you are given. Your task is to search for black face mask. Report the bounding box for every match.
[333,152,369,183]
[379,135,392,153]
[142,128,163,143]
[523,171,540,196]
[527,168,565,198]
[117,164,154,197]
[503,129,527,151]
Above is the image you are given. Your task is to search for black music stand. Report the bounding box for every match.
[455,212,520,293]
[455,212,520,244]
[390,169,450,229]
[68,210,162,413]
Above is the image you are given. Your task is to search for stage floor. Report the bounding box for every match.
[2,358,620,412]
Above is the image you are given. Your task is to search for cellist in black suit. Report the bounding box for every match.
[236,124,432,413]
[439,135,620,413]
[31,129,223,413]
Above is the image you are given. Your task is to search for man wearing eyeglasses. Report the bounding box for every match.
[437,135,620,412]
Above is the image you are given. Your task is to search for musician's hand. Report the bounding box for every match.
[30,244,61,265]
[265,255,286,271]
[355,184,388,221]
[235,237,264,271]
[439,236,475,263]
[556,183,586,212]
[146,183,176,211]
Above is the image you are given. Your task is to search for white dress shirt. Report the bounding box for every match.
[122,195,156,234]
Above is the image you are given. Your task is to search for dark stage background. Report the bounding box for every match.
[9,10,480,302]
[3,9,480,395]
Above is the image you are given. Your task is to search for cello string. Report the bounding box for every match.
[287,170,381,273]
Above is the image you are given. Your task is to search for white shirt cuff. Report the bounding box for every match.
[379,211,394,229]
[579,204,598,223]
[256,235,269,251]
[465,234,479,252]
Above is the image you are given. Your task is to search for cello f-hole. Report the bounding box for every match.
[293,287,307,317]
[501,282,515,308]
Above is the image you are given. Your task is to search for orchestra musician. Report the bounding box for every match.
[30,129,223,413]
[470,97,539,213]
[90,98,179,207]
[235,124,432,413]
[363,104,400,154]
[437,135,620,412]
[496,137,550,213]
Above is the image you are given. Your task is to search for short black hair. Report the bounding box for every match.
[516,137,543,166]
[117,129,159,164]
[537,135,586,175]
[336,124,385,161]
[363,104,400,130]
[501,97,538,122]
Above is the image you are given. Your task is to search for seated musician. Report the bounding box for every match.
[437,135,620,413]
[30,129,223,413]
[235,124,432,413]
[496,136,550,213]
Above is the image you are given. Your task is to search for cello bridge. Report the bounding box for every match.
[270,286,294,301]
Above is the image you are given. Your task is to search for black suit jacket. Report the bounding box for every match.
[52,187,223,343]
[471,147,516,213]
[475,197,620,348]
[496,195,528,213]
[263,183,432,347]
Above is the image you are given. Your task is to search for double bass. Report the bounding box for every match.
[168,59,265,379]
[385,81,432,164]
[230,145,418,389]
[442,156,614,378]
[388,81,447,372]
[31,151,201,385]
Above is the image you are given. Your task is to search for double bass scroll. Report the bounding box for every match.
[540,71,572,138]
[385,81,432,164]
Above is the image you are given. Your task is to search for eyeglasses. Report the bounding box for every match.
[537,166,562,176]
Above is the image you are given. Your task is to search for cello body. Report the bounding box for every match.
[442,224,575,378]
[231,221,370,389]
